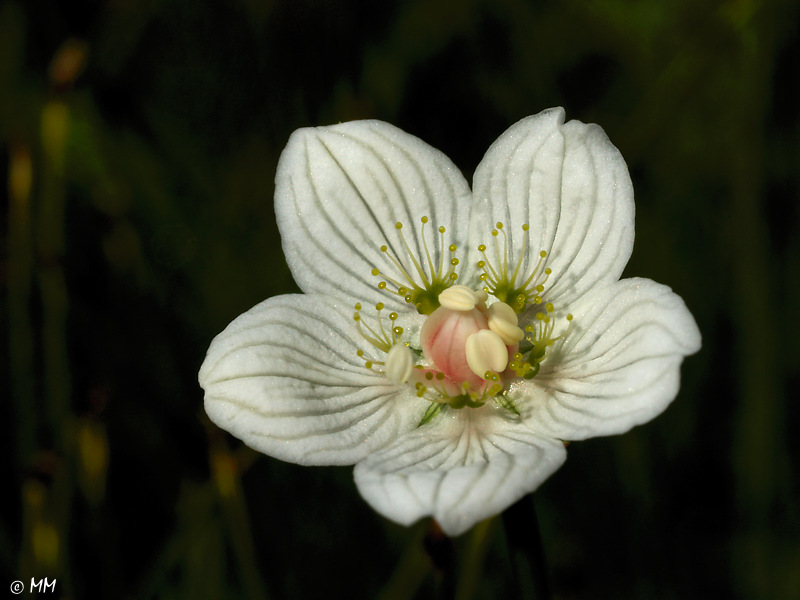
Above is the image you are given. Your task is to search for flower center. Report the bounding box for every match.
[353,217,573,425]
[416,285,517,399]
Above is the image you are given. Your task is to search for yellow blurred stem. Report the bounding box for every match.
[727,13,783,597]
[38,100,71,444]
[210,443,270,600]
[19,450,74,595]
[76,418,109,506]
[7,144,36,466]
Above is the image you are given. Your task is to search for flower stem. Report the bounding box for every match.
[455,517,497,600]
[424,520,456,600]
[502,494,551,600]
[377,524,429,600]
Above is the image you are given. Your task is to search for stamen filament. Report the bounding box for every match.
[509,224,530,284]
[395,222,432,288]
[380,244,419,290]
[420,217,435,284]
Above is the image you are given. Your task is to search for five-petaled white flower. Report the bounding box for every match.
[199,107,701,536]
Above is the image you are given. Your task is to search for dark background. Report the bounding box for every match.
[1,0,798,598]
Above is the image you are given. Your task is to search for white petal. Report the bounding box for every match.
[199,294,423,465]
[520,278,701,440]
[275,120,472,309]
[354,407,567,536]
[469,107,635,307]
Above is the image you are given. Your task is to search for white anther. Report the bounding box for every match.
[487,301,516,323]
[489,318,525,345]
[487,302,524,344]
[465,330,509,379]
[439,285,480,311]
[385,344,414,384]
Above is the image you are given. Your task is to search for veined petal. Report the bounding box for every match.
[199,294,423,465]
[469,107,634,307]
[275,120,472,309]
[354,407,567,536]
[520,278,701,440]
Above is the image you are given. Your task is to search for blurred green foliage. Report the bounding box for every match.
[1,0,798,598]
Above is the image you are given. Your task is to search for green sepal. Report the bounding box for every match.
[418,402,446,427]
[495,394,520,415]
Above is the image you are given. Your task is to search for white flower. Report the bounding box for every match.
[199,107,701,536]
